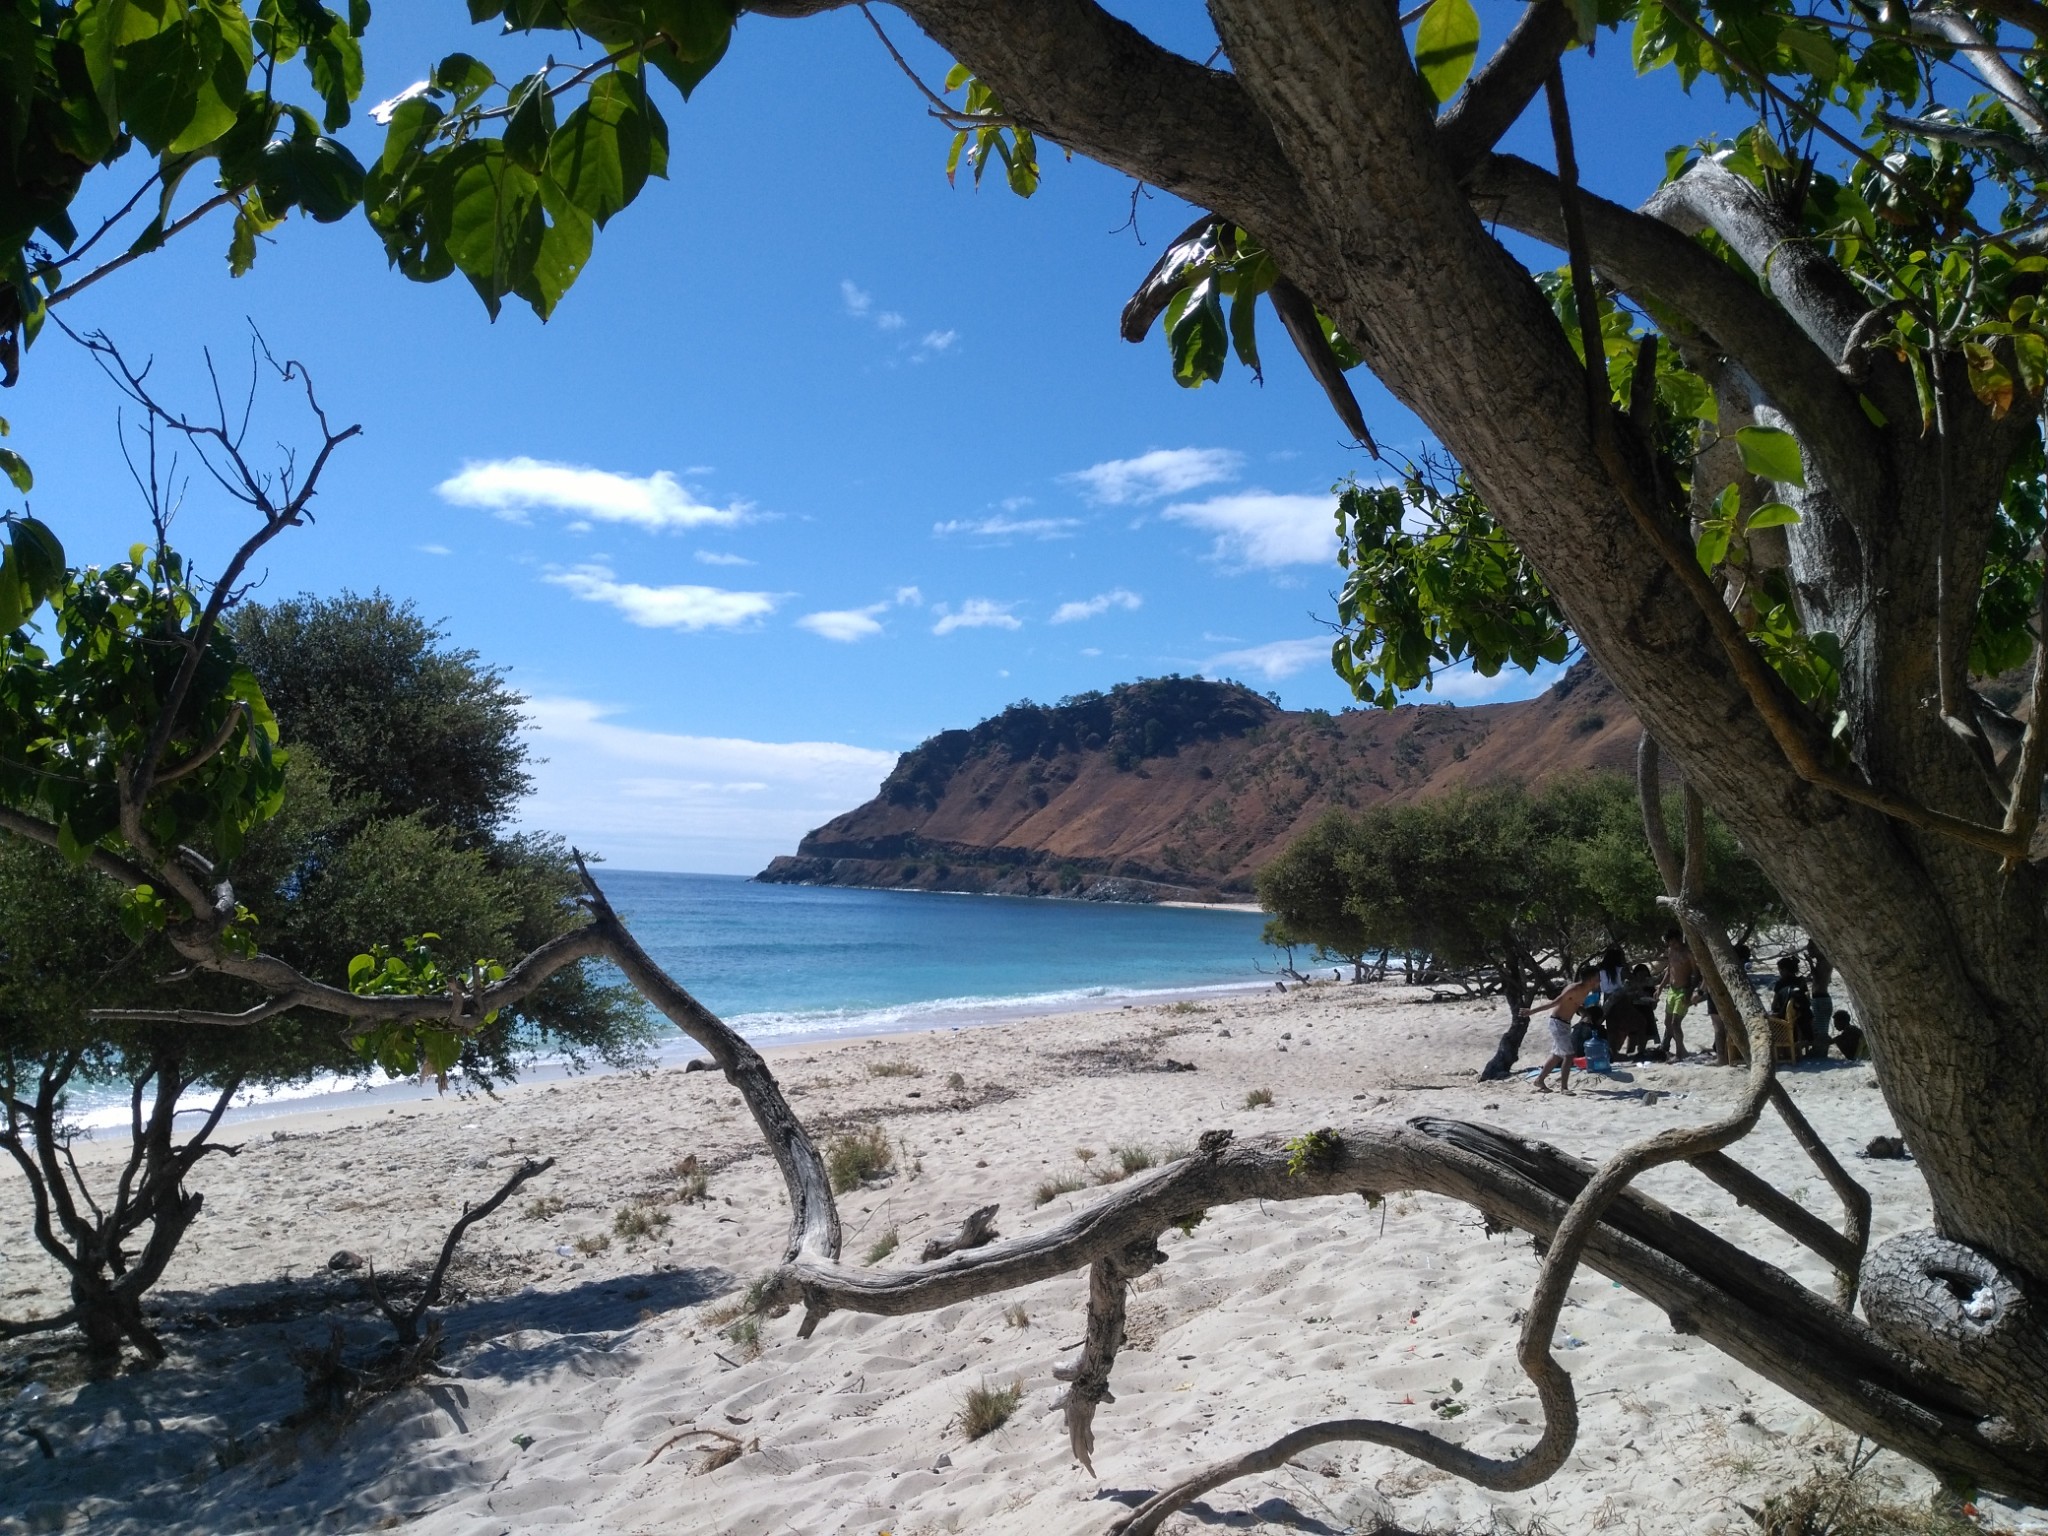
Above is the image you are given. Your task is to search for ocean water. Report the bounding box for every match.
[605,871,1274,1043]
[66,874,1275,1129]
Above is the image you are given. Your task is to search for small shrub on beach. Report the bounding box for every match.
[1754,1459,1980,1536]
[1244,1086,1274,1109]
[741,1272,780,1315]
[1113,1144,1156,1176]
[1165,1000,1202,1014]
[867,1059,924,1079]
[826,1124,895,1191]
[614,1204,670,1240]
[1004,1303,1029,1328]
[670,1154,709,1204]
[863,1227,900,1265]
[1034,1174,1086,1206]
[1073,1146,1096,1164]
[961,1380,1023,1440]
[945,1071,966,1090]
[573,1232,611,1256]
[725,1315,761,1358]
[522,1194,567,1221]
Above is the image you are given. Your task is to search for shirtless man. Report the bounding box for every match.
[1533,963,1601,1094]
[1660,928,1700,1060]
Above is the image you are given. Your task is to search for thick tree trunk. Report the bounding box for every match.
[862,0,2048,1436]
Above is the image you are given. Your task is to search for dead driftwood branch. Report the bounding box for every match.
[642,1424,756,1470]
[919,1204,1000,1262]
[367,1157,555,1351]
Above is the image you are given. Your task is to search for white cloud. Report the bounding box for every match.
[932,599,1023,636]
[370,80,430,124]
[878,311,906,330]
[438,457,743,532]
[694,549,754,567]
[841,279,872,317]
[1419,659,1567,704]
[1050,588,1142,624]
[518,696,898,874]
[1164,490,1337,568]
[1203,637,1330,681]
[416,543,452,556]
[932,515,1080,540]
[796,586,922,642]
[798,604,887,642]
[917,329,958,358]
[544,564,779,630]
[1063,446,1244,506]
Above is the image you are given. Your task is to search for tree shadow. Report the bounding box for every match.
[1095,1487,1352,1533]
[0,1264,729,1535]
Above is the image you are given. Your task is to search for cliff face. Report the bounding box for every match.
[757,665,1639,902]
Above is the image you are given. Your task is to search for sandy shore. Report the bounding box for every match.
[3,984,2041,1536]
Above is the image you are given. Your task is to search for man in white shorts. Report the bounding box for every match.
[1534,963,1601,1095]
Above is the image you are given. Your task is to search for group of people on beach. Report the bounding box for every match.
[1530,932,1860,1094]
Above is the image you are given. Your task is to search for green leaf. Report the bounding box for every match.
[8,518,65,600]
[432,52,496,111]
[546,72,657,227]
[439,141,546,318]
[1414,0,1480,104]
[1746,501,1802,529]
[501,71,556,174]
[256,112,368,222]
[0,447,30,494]
[1696,521,1732,571]
[1734,425,1805,487]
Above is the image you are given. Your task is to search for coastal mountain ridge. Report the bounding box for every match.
[757,663,1639,902]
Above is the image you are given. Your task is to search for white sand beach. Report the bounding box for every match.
[4,985,2041,1536]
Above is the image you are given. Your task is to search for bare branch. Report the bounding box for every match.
[372,1158,555,1347]
[0,806,154,888]
[46,195,240,313]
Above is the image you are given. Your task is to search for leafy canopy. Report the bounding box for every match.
[1257,774,1782,977]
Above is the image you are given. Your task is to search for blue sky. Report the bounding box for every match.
[12,3,1733,872]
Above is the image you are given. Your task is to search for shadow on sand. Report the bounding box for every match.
[0,1263,728,1536]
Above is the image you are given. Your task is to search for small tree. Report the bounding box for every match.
[1257,774,1782,1071]
[0,577,643,1365]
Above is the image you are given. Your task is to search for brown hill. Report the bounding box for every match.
[756,662,1639,902]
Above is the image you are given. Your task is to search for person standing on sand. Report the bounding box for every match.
[1659,928,1700,1060]
[1534,963,1601,1095]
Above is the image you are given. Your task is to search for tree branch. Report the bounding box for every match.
[1910,4,2048,139]
[885,0,1321,253]
[1437,0,1577,176]
[1463,154,1888,501]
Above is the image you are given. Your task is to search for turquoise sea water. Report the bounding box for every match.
[69,874,1274,1128]
[604,871,1274,1044]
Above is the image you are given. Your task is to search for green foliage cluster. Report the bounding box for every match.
[1283,1128,1343,1179]
[3,543,283,863]
[2,0,737,363]
[1256,774,1781,985]
[1332,469,1571,711]
[1,588,644,1099]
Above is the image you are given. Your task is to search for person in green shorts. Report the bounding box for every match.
[1660,927,1700,1059]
